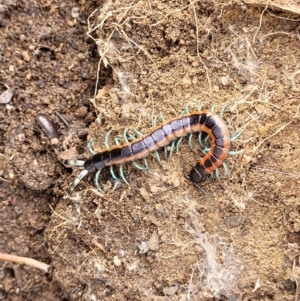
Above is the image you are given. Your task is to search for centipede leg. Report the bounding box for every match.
[228,115,237,127]
[95,170,104,193]
[180,105,189,115]
[168,140,176,158]
[110,166,120,181]
[176,137,184,153]
[230,131,242,142]
[220,105,227,118]
[198,132,205,148]
[68,169,89,196]
[152,116,158,127]
[154,151,162,165]
[87,139,96,155]
[119,165,129,184]
[132,161,148,170]
[64,159,85,167]
[188,134,193,150]
[133,128,142,137]
[228,149,244,155]
[210,104,216,113]
[215,168,220,180]
[196,102,202,111]
[222,162,231,177]
[115,137,121,145]
[105,129,113,149]
[159,112,165,122]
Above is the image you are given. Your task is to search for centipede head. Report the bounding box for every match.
[182,160,208,196]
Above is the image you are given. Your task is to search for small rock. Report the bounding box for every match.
[137,241,149,254]
[140,187,150,202]
[225,215,245,228]
[0,89,13,104]
[163,285,178,296]
[147,231,160,251]
[113,255,121,267]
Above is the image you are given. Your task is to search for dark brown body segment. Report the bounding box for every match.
[84,111,230,184]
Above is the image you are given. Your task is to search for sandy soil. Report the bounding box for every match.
[1,0,300,300]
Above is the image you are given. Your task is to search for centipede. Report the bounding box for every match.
[64,108,241,196]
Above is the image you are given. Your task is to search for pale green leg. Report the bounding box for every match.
[95,170,104,193]
[105,130,112,149]
[197,102,203,111]
[159,112,165,121]
[230,131,242,142]
[87,138,96,155]
[220,105,227,118]
[198,132,205,148]
[223,162,231,177]
[176,137,184,153]
[154,151,162,165]
[169,140,176,157]
[229,149,244,155]
[119,165,129,184]
[188,134,193,149]
[133,161,148,170]
[110,165,120,181]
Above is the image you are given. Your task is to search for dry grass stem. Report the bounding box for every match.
[0,253,51,273]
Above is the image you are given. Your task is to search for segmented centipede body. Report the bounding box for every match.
[65,110,231,195]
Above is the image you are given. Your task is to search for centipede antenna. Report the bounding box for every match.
[230,131,243,142]
[119,165,129,184]
[176,137,184,153]
[110,165,120,181]
[105,129,113,149]
[210,104,215,113]
[188,134,193,150]
[132,161,147,170]
[197,102,203,111]
[87,138,96,155]
[220,105,227,118]
[222,162,231,177]
[228,149,244,155]
[68,169,89,196]
[64,159,85,167]
[154,151,162,165]
[95,170,104,193]
[115,137,121,145]
[133,128,143,137]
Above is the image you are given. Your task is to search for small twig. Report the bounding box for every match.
[55,111,70,128]
[253,104,300,152]
[252,0,269,43]
[0,253,51,273]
